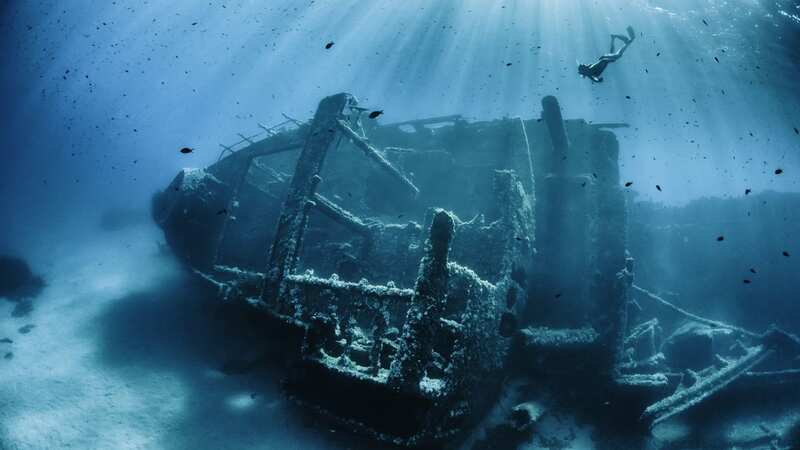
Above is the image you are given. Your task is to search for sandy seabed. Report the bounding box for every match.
[0,222,363,450]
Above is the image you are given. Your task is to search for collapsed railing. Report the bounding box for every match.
[627,284,800,428]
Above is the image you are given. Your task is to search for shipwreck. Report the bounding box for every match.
[152,93,800,448]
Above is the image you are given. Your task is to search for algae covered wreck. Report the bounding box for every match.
[152,93,800,449]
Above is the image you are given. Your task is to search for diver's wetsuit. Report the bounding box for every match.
[579,26,636,82]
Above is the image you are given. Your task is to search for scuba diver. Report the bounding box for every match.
[578,26,636,83]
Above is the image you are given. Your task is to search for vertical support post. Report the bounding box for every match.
[541,95,569,175]
[261,93,354,312]
[529,96,580,326]
[587,130,629,378]
[389,209,455,391]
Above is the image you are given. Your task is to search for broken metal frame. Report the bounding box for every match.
[625,284,800,428]
[259,93,422,310]
[210,100,421,267]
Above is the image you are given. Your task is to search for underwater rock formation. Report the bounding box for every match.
[0,255,44,317]
[0,255,44,301]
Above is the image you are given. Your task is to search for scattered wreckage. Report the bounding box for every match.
[152,93,800,448]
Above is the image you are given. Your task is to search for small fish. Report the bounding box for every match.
[3,352,12,360]
[702,19,708,26]
[745,188,751,195]
[506,62,512,66]
[717,236,725,242]
[324,41,334,49]
[656,52,660,57]
[742,279,751,284]
[624,181,633,187]
[794,127,799,135]
[783,251,791,257]
[775,168,783,175]
[749,268,757,274]
[368,110,383,119]
[554,292,562,299]
[179,147,193,154]
[714,56,719,63]
[625,95,631,100]
[191,22,198,26]
[216,209,228,216]
[0,338,12,344]
[18,324,35,334]
[656,184,662,191]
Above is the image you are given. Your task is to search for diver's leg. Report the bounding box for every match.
[601,42,627,62]
[627,25,636,42]
[611,34,630,45]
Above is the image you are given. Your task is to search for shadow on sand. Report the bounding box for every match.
[89,265,383,450]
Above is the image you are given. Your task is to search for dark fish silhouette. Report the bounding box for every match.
[717,236,724,242]
[702,19,708,26]
[775,168,783,175]
[0,338,12,344]
[216,209,228,216]
[745,189,752,195]
[368,110,383,119]
[656,185,662,191]
[742,279,751,284]
[783,251,791,257]
[750,268,757,274]
[325,41,334,49]
[18,324,35,334]
[179,147,193,154]
[624,181,633,187]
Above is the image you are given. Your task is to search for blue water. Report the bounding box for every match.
[1,1,799,449]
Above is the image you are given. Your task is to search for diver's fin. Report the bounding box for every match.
[627,26,636,41]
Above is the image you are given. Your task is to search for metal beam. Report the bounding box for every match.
[336,119,420,197]
[312,193,371,236]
